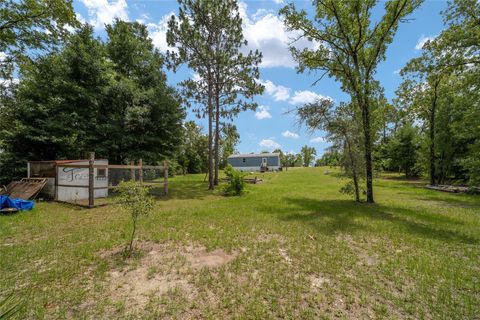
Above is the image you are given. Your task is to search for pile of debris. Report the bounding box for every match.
[0,178,46,213]
[426,184,480,194]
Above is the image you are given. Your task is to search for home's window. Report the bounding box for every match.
[242,158,246,163]
[97,168,106,178]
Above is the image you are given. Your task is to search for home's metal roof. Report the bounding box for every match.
[228,153,280,159]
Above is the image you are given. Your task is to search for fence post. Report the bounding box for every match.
[164,160,168,196]
[139,158,143,184]
[130,160,135,181]
[88,152,95,208]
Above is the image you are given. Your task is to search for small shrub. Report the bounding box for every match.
[223,164,246,196]
[117,180,155,257]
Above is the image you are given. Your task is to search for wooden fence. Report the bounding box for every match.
[61,152,168,208]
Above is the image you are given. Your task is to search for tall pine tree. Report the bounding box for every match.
[167,0,263,190]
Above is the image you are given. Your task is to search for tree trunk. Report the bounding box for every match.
[429,119,435,185]
[346,139,360,202]
[361,100,374,203]
[352,167,360,202]
[214,84,220,186]
[207,79,214,190]
[429,81,438,186]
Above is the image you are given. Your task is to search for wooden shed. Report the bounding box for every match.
[27,159,108,202]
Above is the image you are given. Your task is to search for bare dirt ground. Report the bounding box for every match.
[97,241,237,310]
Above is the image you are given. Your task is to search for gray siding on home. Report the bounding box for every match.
[227,155,279,167]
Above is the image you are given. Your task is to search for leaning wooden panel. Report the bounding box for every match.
[1,178,47,200]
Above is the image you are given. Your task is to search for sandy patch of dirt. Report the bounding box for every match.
[336,234,380,266]
[99,241,237,310]
[184,245,237,269]
[309,275,331,289]
[278,248,292,264]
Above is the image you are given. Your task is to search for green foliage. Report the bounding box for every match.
[395,0,480,186]
[166,0,263,117]
[175,121,209,174]
[340,179,365,198]
[101,20,185,163]
[272,149,298,169]
[382,122,421,178]
[273,150,297,169]
[116,180,155,256]
[300,145,316,167]
[0,25,109,180]
[222,164,246,196]
[219,124,240,169]
[281,0,422,203]
[0,21,184,183]
[296,100,364,201]
[284,153,295,168]
[175,121,240,175]
[316,151,341,167]
[0,0,78,86]
[166,0,263,189]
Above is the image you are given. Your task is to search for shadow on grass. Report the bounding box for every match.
[276,198,478,244]
[413,195,480,209]
[380,175,423,182]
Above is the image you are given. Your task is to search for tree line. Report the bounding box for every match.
[272,146,317,169]
[282,0,479,201]
[1,0,478,201]
[0,0,258,186]
[0,20,184,182]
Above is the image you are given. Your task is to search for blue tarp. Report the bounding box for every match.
[0,195,34,211]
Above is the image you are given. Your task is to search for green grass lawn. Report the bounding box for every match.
[1,167,479,319]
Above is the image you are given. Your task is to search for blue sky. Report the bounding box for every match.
[73,0,446,156]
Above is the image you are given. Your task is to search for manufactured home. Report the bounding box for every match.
[27,159,108,202]
[227,153,281,172]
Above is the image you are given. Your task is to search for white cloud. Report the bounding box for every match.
[289,90,331,105]
[0,52,8,62]
[255,105,272,120]
[139,13,150,22]
[259,79,290,101]
[310,137,326,143]
[1,78,20,97]
[147,12,176,52]
[393,69,401,75]
[415,34,436,50]
[259,139,281,150]
[282,130,299,139]
[76,13,86,24]
[191,72,202,82]
[272,0,284,4]
[150,2,317,68]
[239,2,319,68]
[80,0,129,29]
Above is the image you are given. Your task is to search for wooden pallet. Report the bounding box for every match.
[0,178,47,200]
